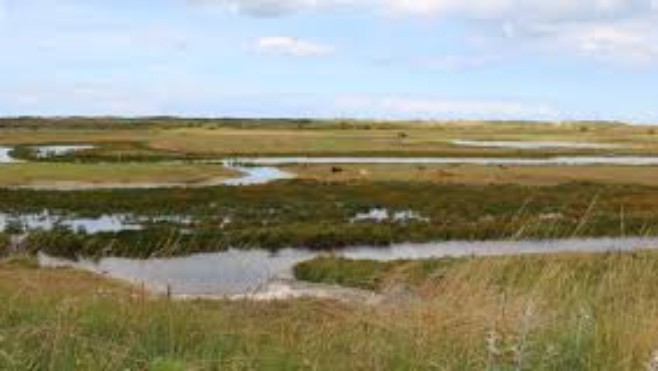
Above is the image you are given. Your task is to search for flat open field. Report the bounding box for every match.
[4,119,658,187]
[0,163,236,187]
[3,119,658,158]
[286,163,658,186]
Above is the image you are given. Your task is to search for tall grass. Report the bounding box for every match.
[0,233,9,256]
[4,251,658,369]
[295,251,658,369]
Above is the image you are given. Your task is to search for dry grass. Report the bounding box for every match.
[145,126,656,156]
[4,251,658,369]
[0,257,134,299]
[0,129,153,145]
[296,251,658,369]
[287,163,658,186]
[4,121,658,157]
[0,163,236,187]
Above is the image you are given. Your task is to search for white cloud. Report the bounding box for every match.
[382,1,658,65]
[188,0,658,65]
[386,0,651,21]
[566,22,658,63]
[256,36,334,57]
[412,54,500,70]
[387,0,510,18]
[502,18,658,64]
[0,82,166,116]
[186,0,355,16]
[380,97,554,117]
[189,0,656,20]
[336,95,556,118]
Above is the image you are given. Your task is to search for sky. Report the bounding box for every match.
[1,0,658,122]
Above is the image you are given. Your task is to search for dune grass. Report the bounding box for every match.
[4,251,658,369]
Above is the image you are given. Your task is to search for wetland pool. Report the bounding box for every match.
[39,236,658,300]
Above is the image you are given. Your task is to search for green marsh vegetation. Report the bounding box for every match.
[0,233,9,256]
[5,181,658,258]
[8,142,213,163]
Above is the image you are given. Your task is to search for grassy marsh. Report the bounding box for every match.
[3,118,658,159]
[4,181,658,257]
[0,162,237,187]
[286,163,658,186]
[4,119,658,369]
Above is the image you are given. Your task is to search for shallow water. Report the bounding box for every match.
[34,144,95,158]
[0,147,18,164]
[221,164,295,186]
[0,212,142,233]
[39,236,658,299]
[39,249,317,297]
[350,208,429,223]
[450,140,622,150]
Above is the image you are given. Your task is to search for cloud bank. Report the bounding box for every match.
[186,0,354,17]
[189,0,658,64]
[335,95,556,119]
[256,36,334,57]
[187,0,656,20]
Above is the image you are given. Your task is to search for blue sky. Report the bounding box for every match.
[1,0,658,122]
